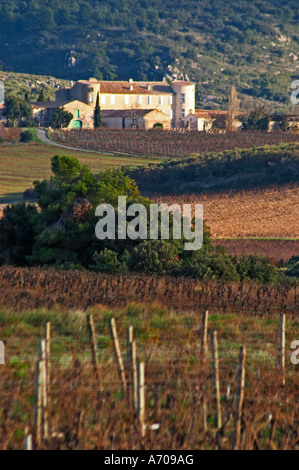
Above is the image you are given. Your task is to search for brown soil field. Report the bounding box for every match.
[158,185,299,239]
[212,239,299,265]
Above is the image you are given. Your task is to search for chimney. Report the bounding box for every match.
[130,84,133,91]
[147,84,151,90]
[129,78,133,83]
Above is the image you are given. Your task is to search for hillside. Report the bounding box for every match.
[0,1,298,110]
[0,70,71,101]
[128,143,299,194]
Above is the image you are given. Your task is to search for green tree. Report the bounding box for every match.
[238,254,278,283]
[243,105,270,131]
[3,95,33,127]
[50,107,73,129]
[28,156,148,267]
[94,92,102,128]
[37,87,46,102]
[0,203,37,266]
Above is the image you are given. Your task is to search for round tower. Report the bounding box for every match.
[172,81,195,128]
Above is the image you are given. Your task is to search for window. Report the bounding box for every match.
[89,94,93,103]
[111,95,115,105]
[181,109,185,118]
[181,93,185,104]
[125,95,129,105]
[101,95,106,105]
[147,96,151,105]
[169,96,173,105]
[74,109,80,118]
[137,96,142,105]
[169,109,173,120]
[88,87,94,92]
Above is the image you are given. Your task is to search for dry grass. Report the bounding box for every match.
[0,303,298,450]
[159,185,299,239]
[0,142,161,203]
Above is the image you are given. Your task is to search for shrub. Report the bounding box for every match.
[238,254,278,283]
[128,240,178,275]
[90,249,127,273]
[20,129,35,142]
[182,251,240,281]
[284,256,299,278]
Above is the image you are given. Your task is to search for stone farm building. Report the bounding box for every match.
[31,77,196,130]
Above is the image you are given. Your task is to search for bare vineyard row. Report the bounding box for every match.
[0,267,298,314]
[52,130,299,158]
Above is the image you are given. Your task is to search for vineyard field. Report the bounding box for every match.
[0,267,298,315]
[158,185,299,239]
[52,129,299,159]
[212,239,299,265]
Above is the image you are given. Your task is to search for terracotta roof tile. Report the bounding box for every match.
[192,109,245,118]
[172,81,195,86]
[30,101,68,109]
[102,109,158,118]
[99,81,173,95]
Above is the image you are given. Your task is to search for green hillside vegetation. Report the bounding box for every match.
[0,1,298,110]
[0,70,71,102]
[127,143,299,194]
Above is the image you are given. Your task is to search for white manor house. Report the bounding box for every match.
[31,77,196,130]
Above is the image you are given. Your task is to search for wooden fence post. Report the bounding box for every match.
[202,397,207,432]
[45,322,51,393]
[211,331,222,429]
[131,341,138,411]
[24,433,32,450]
[279,314,286,386]
[233,345,246,450]
[86,315,101,385]
[38,339,49,441]
[201,310,209,359]
[127,326,133,362]
[127,327,137,409]
[110,318,127,394]
[34,360,42,447]
[137,362,145,438]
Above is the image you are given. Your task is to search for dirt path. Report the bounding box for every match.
[36,129,107,154]
[36,129,135,157]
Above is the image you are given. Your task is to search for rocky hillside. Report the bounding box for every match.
[0,1,298,110]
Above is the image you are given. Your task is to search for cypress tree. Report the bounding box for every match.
[37,87,46,102]
[94,92,102,128]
